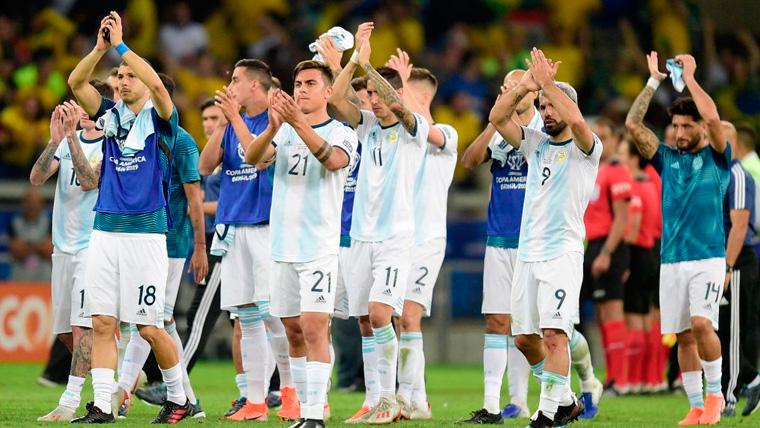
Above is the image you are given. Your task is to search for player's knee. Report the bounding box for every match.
[514,334,536,353]
[690,317,714,337]
[368,309,392,328]
[301,318,328,346]
[400,312,420,332]
[92,316,116,336]
[485,315,508,334]
[137,325,160,344]
[358,316,373,336]
[542,329,568,350]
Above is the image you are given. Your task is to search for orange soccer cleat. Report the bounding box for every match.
[225,401,268,421]
[277,387,300,421]
[677,407,704,426]
[699,394,724,425]
[344,405,371,424]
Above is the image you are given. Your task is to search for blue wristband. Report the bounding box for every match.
[115,42,129,56]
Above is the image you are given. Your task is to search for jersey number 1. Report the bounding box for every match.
[70,168,80,187]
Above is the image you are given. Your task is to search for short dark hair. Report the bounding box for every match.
[736,123,757,149]
[234,58,273,91]
[293,60,333,85]
[351,76,368,92]
[668,97,702,122]
[200,98,216,112]
[374,67,403,90]
[409,67,438,90]
[157,72,175,98]
[89,79,114,99]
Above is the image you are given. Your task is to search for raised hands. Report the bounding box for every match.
[49,106,64,143]
[527,48,561,89]
[270,89,304,127]
[355,22,374,65]
[386,48,412,83]
[60,101,82,137]
[315,36,343,72]
[675,54,697,82]
[647,51,668,81]
[99,11,124,48]
[267,90,284,129]
[215,86,241,121]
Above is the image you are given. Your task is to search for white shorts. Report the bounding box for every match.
[481,246,518,315]
[404,237,446,317]
[334,246,356,320]
[270,254,339,318]
[164,258,186,318]
[511,252,583,336]
[84,231,168,327]
[51,248,92,334]
[346,235,413,317]
[220,225,271,310]
[660,257,724,334]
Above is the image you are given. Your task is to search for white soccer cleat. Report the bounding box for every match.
[37,404,76,422]
[365,396,401,424]
[409,402,433,420]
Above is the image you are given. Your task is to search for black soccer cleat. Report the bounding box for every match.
[458,408,504,424]
[554,394,584,426]
[225,397,247,417]
[527,411,554,428]
[151,399,191,424]
[287,418,306,428]
[136,382,167,406]
[743,382,760,416]
[301,419,326,428]
[71,402,116,424]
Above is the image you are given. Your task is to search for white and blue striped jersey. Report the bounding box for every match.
[517,127,602,262]
[52,131,103,254]
[413,123,458,244]
[269,119,358,263]
[351,110,430,242]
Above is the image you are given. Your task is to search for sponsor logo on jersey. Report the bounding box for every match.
[552,312,562,320]
[314,295,326,304]
[382,288,393,296]
[136,308,147,317]
[412,287,422,294]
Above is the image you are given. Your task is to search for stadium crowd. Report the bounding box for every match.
[3,1,760,427]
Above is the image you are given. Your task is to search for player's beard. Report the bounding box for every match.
[545,120,567,136]
[676,133,702,152]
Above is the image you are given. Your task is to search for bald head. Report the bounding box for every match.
[502,69,535,114]
[504,69,526,85]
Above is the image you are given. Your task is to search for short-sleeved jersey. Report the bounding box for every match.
[652,143,731,263]
[517,127,602,262]
[627,175,659,249]
[269,119,358,262]
[52,130,103,253]
[413,123,458,244]
[166,127,200,258]
[350,110,430,242]
[216,110,272,225]
[92,98,178,234]
[340,144,361,244]
[724,160,756,245]
[584,160,633,241]
[485,109,543,248]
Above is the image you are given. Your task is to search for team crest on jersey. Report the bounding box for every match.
[388,131,399,144]
[557,149,568,162]
[692,156,703,170]
[506,150,526,171]
[237,135,257,166]
[89,154,100,168]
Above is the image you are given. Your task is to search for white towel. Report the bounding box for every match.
[309,26,354,63]
[210,224,235,256]
[96,99,155,156]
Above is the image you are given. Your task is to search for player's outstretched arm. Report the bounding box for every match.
[386,49,445,147]
[68,16,111,116]
[244,91,280,166]
[30,107,63,186]
[104,12,173,120]
[61,101,100,191]
[625,51,666,160]
[488,74,537,148]
[677,54,726,153]
[461,124,497,169]
[328,23,373,128]
[184,181,208,283]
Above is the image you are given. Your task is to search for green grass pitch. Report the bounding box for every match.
[0,362,757,427]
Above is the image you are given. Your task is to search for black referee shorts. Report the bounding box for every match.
[582,238,629,303]
[624,244,658,314]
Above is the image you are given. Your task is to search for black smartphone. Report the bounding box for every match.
[102,14,115,43]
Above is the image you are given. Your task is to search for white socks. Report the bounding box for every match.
[118,326,151,392]
[166,322,196,405]
[239,306,268,403]
[92,368,115,414]
[264,315,293,387]
[483,334,507,414]
[398,332,425,405]
[290,356,307,418]
[160,363,186,406]
[507,335,529,407]
[373,324,398,399]
[570,330,596,389]
[539,371,570,420]
[305,361,331,420]
[361,336,380,407]
[59,375,85,409]
[235,373,247,398]
[702,358,722,395]
[683,370,705,408]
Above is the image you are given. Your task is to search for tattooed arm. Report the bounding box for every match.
[61,103,100,191]
[30,107,65,186]
[625,52,667,159]
[362,63,418,136]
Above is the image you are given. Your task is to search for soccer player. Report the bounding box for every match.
[618,138,661,395]
[582,118,632,395]
[625,51,729,425]
[31,83,111,422]
[245,59,357,428]
[384,50,457,420]
[113,73,207,418]
[67,12,189,423]
[460,69,540,423]
[489,48,601,428]
[719,121,760,417]
[328,24,430,424]
[198,58,295,421]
